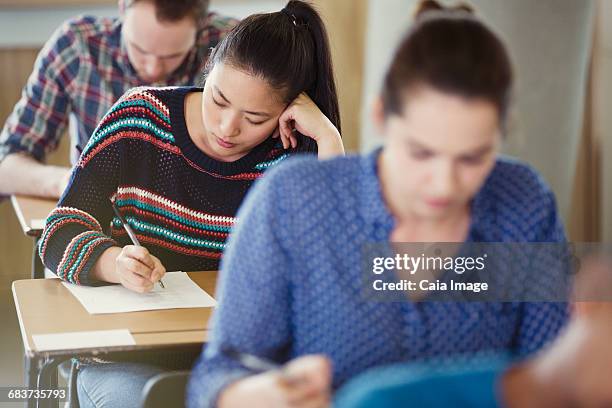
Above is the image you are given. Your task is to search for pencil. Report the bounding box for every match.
[110,199,166,289]
[221,347,299,384]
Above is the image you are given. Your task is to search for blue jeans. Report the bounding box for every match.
[76,361,165,408]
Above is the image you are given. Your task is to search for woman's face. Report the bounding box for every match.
[199,63,287,162]
[378,86,501,220]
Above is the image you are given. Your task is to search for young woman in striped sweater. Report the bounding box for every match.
[38,1,343,407]
[40,0,342,291]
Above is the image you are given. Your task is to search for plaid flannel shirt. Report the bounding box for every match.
[0,12,237,164]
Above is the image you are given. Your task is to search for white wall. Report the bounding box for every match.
[360,0,595,223]
[0,5,119,47]
[472,0,594,223]
[210,0,285,19]
[360,0,417,153]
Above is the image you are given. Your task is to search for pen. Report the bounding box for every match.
[110,199,166,289]
[221,347,299,384]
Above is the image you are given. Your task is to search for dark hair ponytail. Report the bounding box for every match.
[383,0,512,130]
[203,0,340,152]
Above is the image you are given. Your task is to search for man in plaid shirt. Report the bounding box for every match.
[0,0,237,198]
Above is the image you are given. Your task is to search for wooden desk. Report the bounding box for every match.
[10,195,56,237]
[12,271,217,407]
[10,195,57,278]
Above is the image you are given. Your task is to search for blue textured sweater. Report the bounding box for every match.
[186,149,569,407]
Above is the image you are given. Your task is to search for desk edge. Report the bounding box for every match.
[11,281,33,354]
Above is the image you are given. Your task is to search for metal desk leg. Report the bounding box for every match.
[32,238,44,279]
[37,358,63,408]
[23,355,63,408]
[24,354,39,408]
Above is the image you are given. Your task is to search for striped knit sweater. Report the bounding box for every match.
[39,86,307,285]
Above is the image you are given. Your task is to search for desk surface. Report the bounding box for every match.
[10,195,57,237]
[12,271,217,357]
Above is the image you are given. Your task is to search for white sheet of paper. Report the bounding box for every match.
[33,329,135,351]
[30,218,46,230]
[63,271,217,314]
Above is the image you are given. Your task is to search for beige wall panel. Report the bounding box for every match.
[312,0,366,152]
[0,48,69,286]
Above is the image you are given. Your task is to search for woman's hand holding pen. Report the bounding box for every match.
[91,245,165,292]
[218,354,332,408]
[115,245,166,293]
[275,93,344,159]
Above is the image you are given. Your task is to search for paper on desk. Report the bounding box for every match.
[63,271,217,314]
[30,218,46,230]
[33,329,135,351]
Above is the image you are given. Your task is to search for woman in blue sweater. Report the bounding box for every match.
[188,1,569,407]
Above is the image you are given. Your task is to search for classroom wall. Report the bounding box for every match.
[360,0,601,240]
[0,49,63,288]
[311,0,366,152]
[595,1,612,242]
[472,0,595,232]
